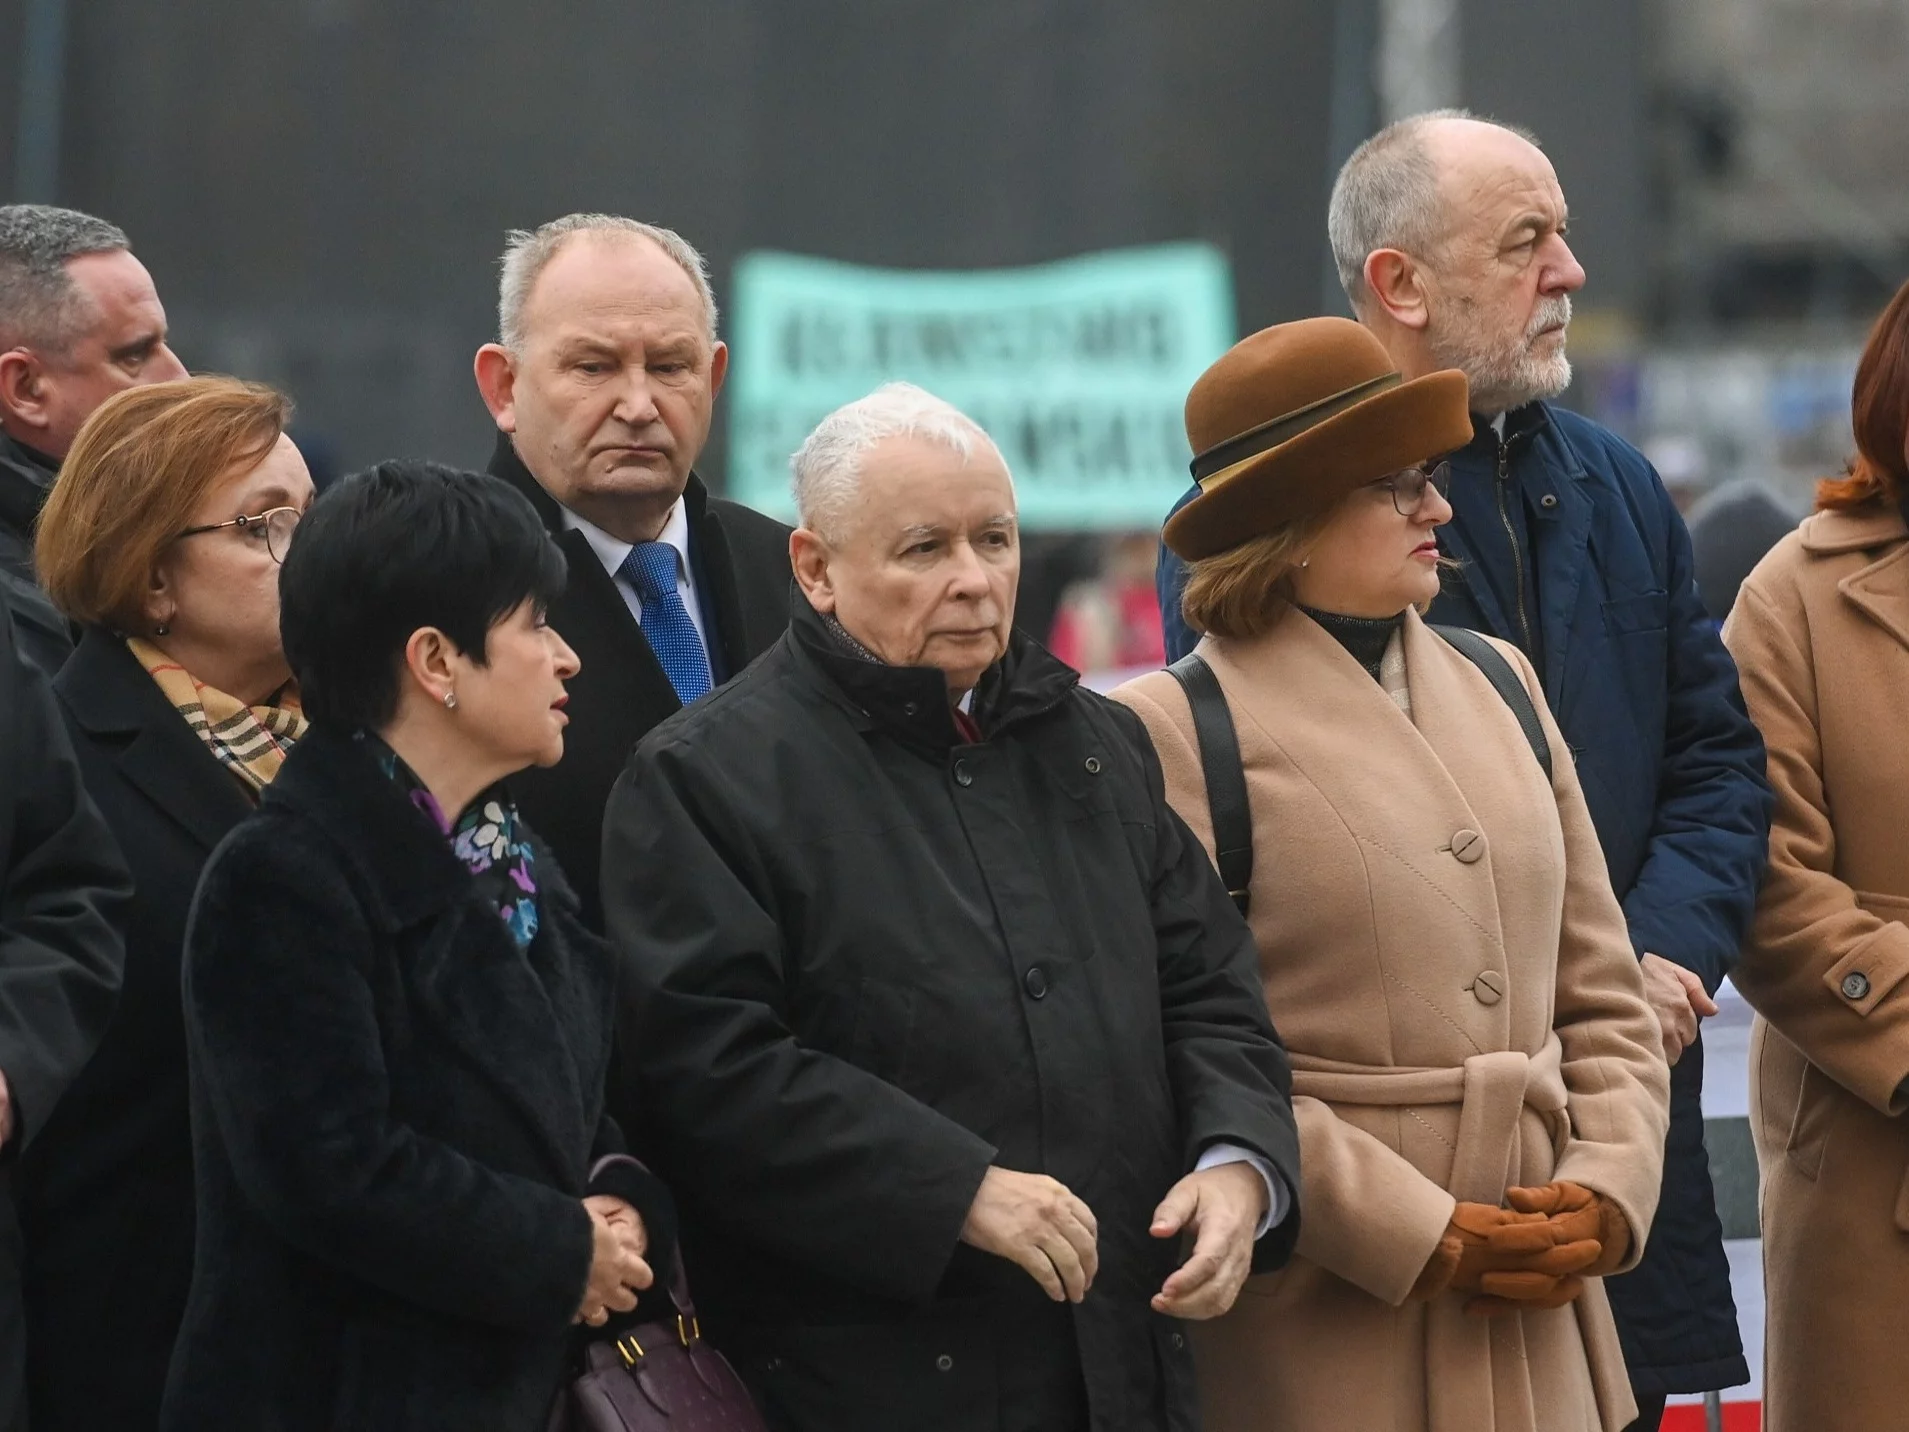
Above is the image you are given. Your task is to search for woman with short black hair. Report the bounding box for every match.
[160,460,674,1432]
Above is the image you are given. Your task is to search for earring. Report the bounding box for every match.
[1300,559,1310,569]
[154,623,170,636]
[442,691,458,710]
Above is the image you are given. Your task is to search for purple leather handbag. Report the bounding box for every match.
[557,1265,766,1432]
[550,1159,767,1432]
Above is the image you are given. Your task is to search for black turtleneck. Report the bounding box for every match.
[1300,605,1405,682]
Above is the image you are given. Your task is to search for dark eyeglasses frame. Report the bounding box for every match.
[174,505,302,565]
[1375,461,1453,517]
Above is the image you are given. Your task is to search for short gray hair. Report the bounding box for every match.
[791,382,1009,544]
[0,204,130,354]
[1327,109,1542,309]
[496,213,719,351]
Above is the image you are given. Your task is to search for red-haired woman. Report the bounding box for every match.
[1723,277,1909,1431]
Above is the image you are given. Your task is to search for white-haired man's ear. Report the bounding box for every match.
[1361,248,1432,332]
[790,527,837,613]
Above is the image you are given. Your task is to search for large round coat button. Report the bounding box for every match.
[1843,971,1872,1001]
[1471,970,1506,1005]
[1451,830,1485,864]
[1024,966,1049,999]
[935,1353,954,1372]
[954,761,973,787]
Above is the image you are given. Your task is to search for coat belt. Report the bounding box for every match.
[1287,1036,1627,1432]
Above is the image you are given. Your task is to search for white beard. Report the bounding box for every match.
[1428,293,1573,416]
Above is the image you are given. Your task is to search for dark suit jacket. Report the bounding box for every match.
[487,433,792,930]
[0,607,126,1432]
[0,433,74,675]
[160,725,669,1432]
[15,628,254,1431]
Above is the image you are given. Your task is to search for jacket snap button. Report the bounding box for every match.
[1450,829,1485,864]
[935,1353,954,1372]
[1171,1332,1186,1351]
[1024,966,1049,999]
[904,701,919,716]
[1540,493,1559,509]
[1471,970,1506,1005]
[1843,971,1872,1001]
[1085,756,1102,774]
[954,761,973,787]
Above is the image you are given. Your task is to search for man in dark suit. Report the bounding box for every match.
[473,214,791,928]
[0,205,187,672]
[0,599,128,1432]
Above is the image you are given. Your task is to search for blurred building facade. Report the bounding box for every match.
[4,0,1904,501]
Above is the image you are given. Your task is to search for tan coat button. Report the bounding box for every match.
[1451,829,1486,864]
[1843,972,1872,1001]
[1471,970,1506,1005]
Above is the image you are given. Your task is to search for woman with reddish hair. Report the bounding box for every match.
[1723,277,1909,1430]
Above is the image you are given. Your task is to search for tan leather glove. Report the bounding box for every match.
[1464,1271,1589,1317]
[1505,1180,1632,1278]
[1406,1201,1601,1309]
[1444,1200,1601,1295]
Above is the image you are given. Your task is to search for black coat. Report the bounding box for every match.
[487,433,791,929]
[160,725,671,1432]
[0,605,127,1432]
[604,600,1301,1432]
[13,629,254,1431]
[0,434,74,675]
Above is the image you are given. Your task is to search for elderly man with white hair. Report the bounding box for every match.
[1154,113,1771,1431]
[601,382,1300,1432]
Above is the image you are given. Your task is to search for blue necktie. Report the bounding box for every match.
[619,543,713,704]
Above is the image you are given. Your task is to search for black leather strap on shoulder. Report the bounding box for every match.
[1165,653,1254,916]
[1431,625,1553,781]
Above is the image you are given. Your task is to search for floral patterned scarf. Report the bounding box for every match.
[361,733,541,950]
[130,637,307,798]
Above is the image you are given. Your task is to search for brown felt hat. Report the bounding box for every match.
[1164,317,1473,561]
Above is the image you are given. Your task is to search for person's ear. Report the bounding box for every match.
[401,627,462,709]
[473,344,519,433]
[0,349,54,438]
[708,340,729,401]
[1362,249,1431,332]
[789,528,836,613]
[140,559,177,636]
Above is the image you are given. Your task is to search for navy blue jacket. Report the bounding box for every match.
[1157,400,1771,1394]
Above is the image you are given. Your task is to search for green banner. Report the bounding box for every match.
[726,243,1236,530]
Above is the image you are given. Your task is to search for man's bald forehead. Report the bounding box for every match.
[1418,117,1554,189]
[526,231,697,311]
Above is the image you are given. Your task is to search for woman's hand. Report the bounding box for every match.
[583,1194,649,1256]
[574,1196,654,1327]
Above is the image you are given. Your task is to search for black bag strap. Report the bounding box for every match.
[1430,625,1553,781]
[1165,653,1254,916]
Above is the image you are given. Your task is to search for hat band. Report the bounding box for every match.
[1190,370,1403,486]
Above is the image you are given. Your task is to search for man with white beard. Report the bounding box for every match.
[1155,112,1771,1432]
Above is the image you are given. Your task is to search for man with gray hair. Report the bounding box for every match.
[603,383,1299,1431]
[0,205,185,670]
[1155,112,1770,1431]
[473,213,789,928]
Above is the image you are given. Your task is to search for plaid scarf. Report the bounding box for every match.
[129,637,307,798]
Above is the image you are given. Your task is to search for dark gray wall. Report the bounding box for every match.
[25,0,1343,478]
[1461,0,1647,317]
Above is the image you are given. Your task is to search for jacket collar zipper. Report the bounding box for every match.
[1493,432,1535,656]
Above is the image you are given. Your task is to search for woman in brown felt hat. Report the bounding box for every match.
[1111,318,1669,1432]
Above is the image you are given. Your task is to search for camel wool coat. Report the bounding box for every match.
[1112,609,1669,1432]
[1721,502,1909,1432]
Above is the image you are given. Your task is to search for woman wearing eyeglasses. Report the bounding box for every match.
[13,375,312,1432]
[1112,320,1668,1432]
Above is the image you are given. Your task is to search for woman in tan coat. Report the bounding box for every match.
[1721,279,1909,1432]
[1113,318,1669,1432]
